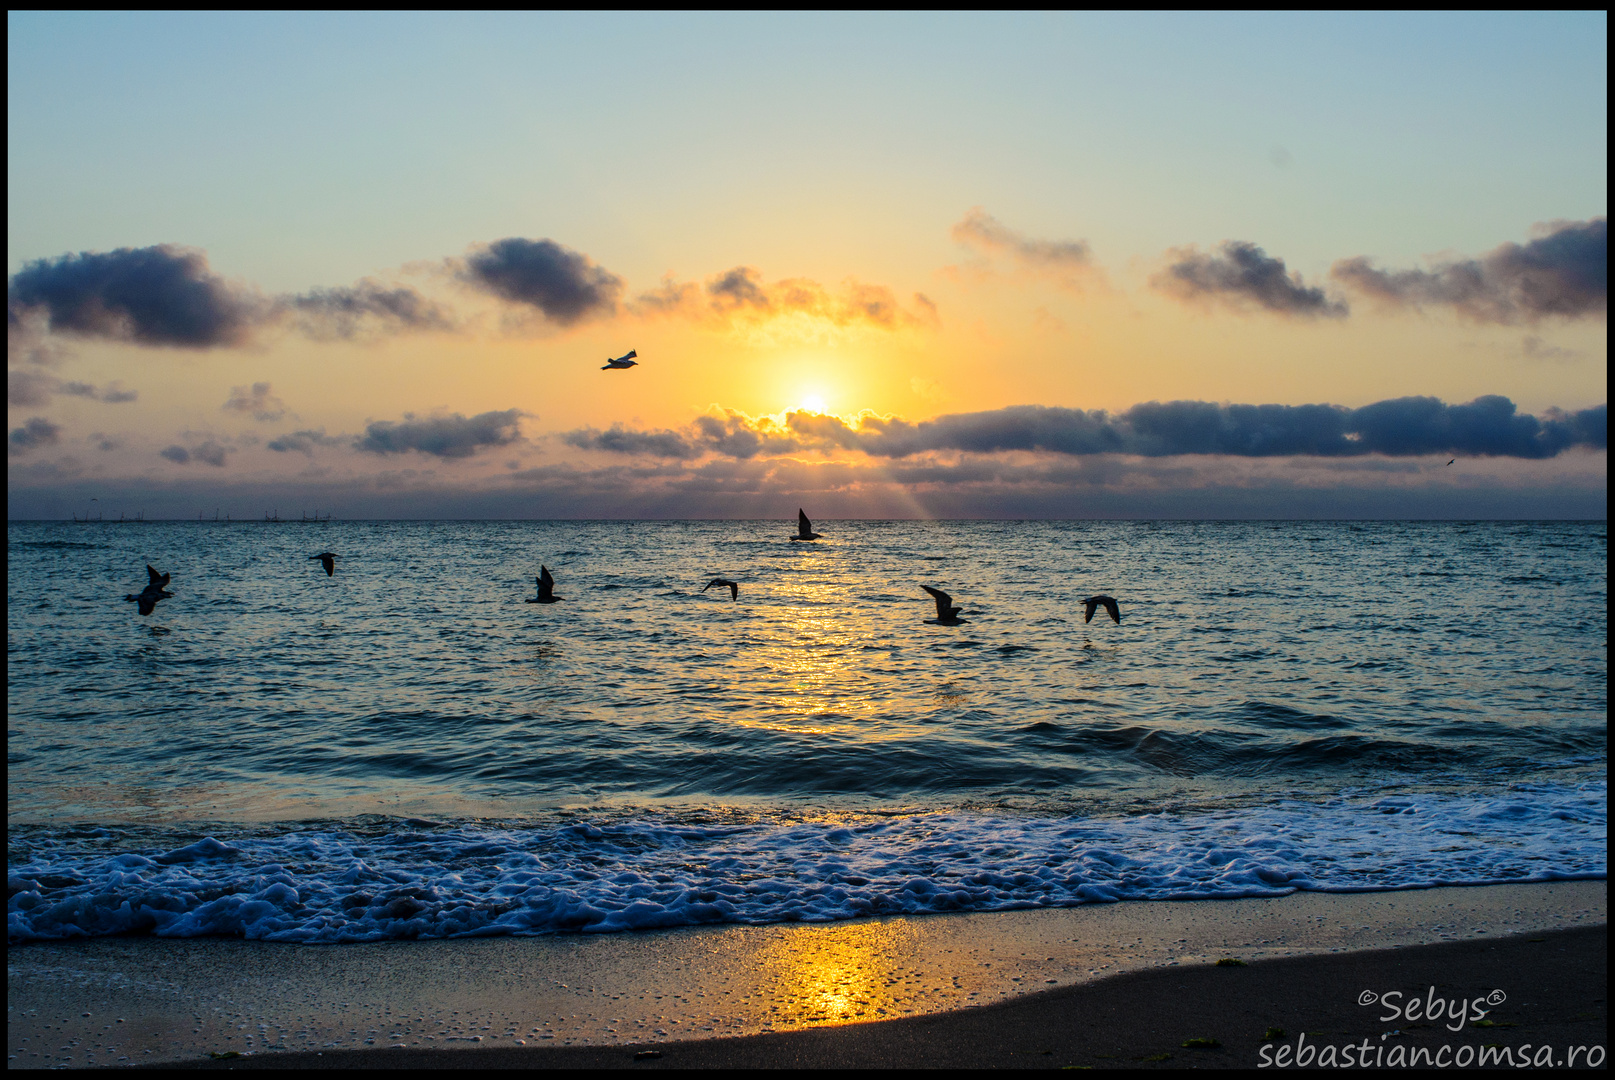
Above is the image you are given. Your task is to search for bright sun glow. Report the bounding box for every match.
[798,394,827,414]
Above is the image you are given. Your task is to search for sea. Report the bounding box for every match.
[7,519,1607,944]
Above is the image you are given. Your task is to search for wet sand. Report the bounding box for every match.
[7,881,1604,1069]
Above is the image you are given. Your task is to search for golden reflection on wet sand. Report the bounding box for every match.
[753,918,944,1027]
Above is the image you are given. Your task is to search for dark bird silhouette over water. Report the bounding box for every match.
[703,578,739,601]
[125,564,174,617]
[922,585,969,626]
[1082,595,1121,624]
[310,552,337,577]
[601,349,638,370]
[527,565,565,604]
[790,509,821,541]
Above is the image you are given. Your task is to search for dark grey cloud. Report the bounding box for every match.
[8,369,53,407]
[567,396,1606,463]
[7,245,264,347]
[8,245,457,352]
[266,428,344,455]
[8,448,1606,522]
[951,208,1094,270]
[9,416,61,454]
[160,439,230,467]
[9,369,138,405]
[222,382,288,422]
[1155,241,1348,317]
[563,424,703,460]
[354,409,527,459]
[460,238,622,324]
[1331,218,1607,324]
[285,281,454,339]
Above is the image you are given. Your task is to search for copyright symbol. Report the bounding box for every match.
[1487,990,1506,1005]
[1358,990,1378,1006]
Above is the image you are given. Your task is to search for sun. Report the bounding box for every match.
[797,393,828,414]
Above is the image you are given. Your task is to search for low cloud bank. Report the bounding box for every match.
[1332,218,1607,324]
[565,396,1607,462]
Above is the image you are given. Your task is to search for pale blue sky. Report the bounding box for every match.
[9,12,1607,289]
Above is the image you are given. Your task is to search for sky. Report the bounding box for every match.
[7,12,1607,519]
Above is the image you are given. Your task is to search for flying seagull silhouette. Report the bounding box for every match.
[790,509,821,541]
[922,585,969,626]
[703,578,739,601]
[601,349,638,370]
[1446,458,1455,466]
[125,564,174,617]
[527,565,565,604]
[310,552,337,577]
[1082,595,1121,624]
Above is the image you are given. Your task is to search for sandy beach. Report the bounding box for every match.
[8,881,1604,1069]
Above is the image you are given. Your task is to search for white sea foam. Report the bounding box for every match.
[8,783,1604,944]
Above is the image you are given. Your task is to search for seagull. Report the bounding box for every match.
[310,552,337,577]
[1082,595,1121,624]
[1446,458,1455,466]
[922,585,969,626]
[124,564,174,617]
[790,508,821,541]
[703,577,739,601]
[601,349,638,370]
[526,565,565,604]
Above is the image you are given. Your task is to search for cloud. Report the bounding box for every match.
[8,369,53,408]
[222,382,288,422]
[354,408,528,459]
[9,416,61,454]
[266,428,344,455]
[8,245,460,352]
[459,238,622,324]
[160,439,230,467]
[1331,218,1607,324]
[285,281,455,339]
[951,208,1094,271]
[8,369,136,406]
[565,396,1606,463]
[631,266,933,331]
[1154,241,1348,318]
[7,245,265,347]
[562,424,703,460]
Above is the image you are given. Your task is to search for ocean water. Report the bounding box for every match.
[7,519,1606,943]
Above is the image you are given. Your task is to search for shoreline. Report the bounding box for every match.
[7,880,1604,1069]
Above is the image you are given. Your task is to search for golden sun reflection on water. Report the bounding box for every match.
[754,918,929,1027]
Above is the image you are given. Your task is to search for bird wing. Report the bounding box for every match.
[1102,597,1120,624]
[1082,598,1097,623]
[922,585,954,619]
[798,509,811,534]
[702,579,717,592]
[137,596,156,616]
[322,556,335,576]
[620,350,637,362]
[147,565,167,586]
[728,581,738,601]
[539,565,555,598]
